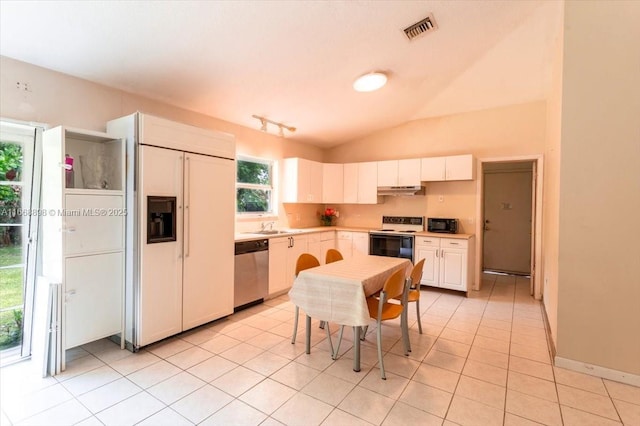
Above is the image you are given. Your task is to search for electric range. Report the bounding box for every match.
[369,216,424,262]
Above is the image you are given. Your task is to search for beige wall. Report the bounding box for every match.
[542,3,564,349]
[325,102,547,234]
[0,56,323,231]
[557,1,640,375]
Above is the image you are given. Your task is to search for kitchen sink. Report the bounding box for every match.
[244,229,304,235]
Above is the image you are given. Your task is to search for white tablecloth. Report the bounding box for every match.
[288,255,411,327]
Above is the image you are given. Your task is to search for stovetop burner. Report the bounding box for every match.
[373,216,425,234]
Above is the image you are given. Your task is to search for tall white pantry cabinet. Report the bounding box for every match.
[41,127,125,363]
[108,113,235,349]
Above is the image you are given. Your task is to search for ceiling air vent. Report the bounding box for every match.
[403,13,438,41]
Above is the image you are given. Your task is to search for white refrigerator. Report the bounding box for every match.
[108,113,235,349]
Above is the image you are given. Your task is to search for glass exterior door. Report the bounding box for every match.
[0,122,40,360]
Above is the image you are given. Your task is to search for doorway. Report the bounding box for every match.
[475,156,543,299]
[483,161,533,275]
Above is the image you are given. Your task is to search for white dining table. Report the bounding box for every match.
[288,255,411,372]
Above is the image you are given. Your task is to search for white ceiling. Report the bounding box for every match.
[0,1,562,148]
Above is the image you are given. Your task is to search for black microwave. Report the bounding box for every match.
[427,218,458,234]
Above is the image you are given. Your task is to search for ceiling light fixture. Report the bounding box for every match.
[353,71,388,92]
[252,115,296,137]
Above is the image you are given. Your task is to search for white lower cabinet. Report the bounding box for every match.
[64,253,123,349]
[308,231,336,263]
[268,235,308,296]
[335,231,369,259]
[415,236,474,293]
[336,231,354,259]
[352,232,370,257]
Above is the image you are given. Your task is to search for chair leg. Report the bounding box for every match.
[360,325,368,341]
[376,321,386,380]
[415,299,423,334]
[401,308,411,355]
[324,322,334,356]
[291,306,299,344]
[332,325,345,360]
[319,320,325,329]
[305,315,311,354]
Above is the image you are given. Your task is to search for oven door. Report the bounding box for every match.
[369,233,414,262]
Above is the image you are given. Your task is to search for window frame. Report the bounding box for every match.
[235,155,276,217]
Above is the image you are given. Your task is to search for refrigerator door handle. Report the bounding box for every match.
[184,156,191,258]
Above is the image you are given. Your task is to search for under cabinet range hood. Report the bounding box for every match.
[377,185,425,196]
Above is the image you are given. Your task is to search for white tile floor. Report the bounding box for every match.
[2,274,639,425]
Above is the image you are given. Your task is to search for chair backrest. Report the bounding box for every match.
[325,248,344,264]
[381,268,407,302]
[295,253,320,276]
[410,258,426,289]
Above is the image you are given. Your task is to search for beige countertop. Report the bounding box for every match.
[235,226,473,242]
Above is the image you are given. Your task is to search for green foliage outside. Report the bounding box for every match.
[237,160,271,213]
[0,142,25,350]
[1,143,23,246]
[0,245,23,350]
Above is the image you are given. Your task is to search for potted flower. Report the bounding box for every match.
[320,207,337,226]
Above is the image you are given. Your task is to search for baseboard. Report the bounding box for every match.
[554,356,640,387]
[540,299,557,359]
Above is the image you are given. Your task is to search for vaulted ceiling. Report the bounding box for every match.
[0,1,562,147]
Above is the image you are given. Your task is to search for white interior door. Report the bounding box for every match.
[182,153,235,330]
[138,145,183,346]
[483,165,533,275]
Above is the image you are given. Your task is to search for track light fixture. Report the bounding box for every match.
[252,115,296,137]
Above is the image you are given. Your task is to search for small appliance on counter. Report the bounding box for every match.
[427,217,458,234]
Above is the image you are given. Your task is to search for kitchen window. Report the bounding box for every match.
[236,156,274,215]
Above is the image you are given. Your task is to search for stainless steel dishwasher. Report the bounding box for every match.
[234,239,269,311]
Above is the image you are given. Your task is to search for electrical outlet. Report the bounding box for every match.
[16,81,31,92]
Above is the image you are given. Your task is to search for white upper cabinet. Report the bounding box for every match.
[343,162,379,204]
[377,159,421,186]
[357,162,380,204]
[282,158,323,203]
[421,154,476,181]
[322,163,344,203]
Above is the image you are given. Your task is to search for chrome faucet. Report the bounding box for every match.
[261,221,275,231]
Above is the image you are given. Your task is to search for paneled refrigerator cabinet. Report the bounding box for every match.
[108,113,235,349]
[41,127,125,366]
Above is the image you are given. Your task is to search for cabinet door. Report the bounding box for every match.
[358,162,379,204]
[398,159,422,186]
[352,232,369,257]
[268,237,289,295]
[307,233,323,264]
[336,231,353,259]
[446,154,475,181]
[286,235,309,287]
[420,157,446,181]
[343,163,358,203]
[415,244,439,286]
[64,253,123,349]
[440,248,467,291]
[64,194,124,255]
[182,153,235,330]
[308,160,323,203]
[322,163,344,203]
[138,145,183,346]
[377,160,398,186]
